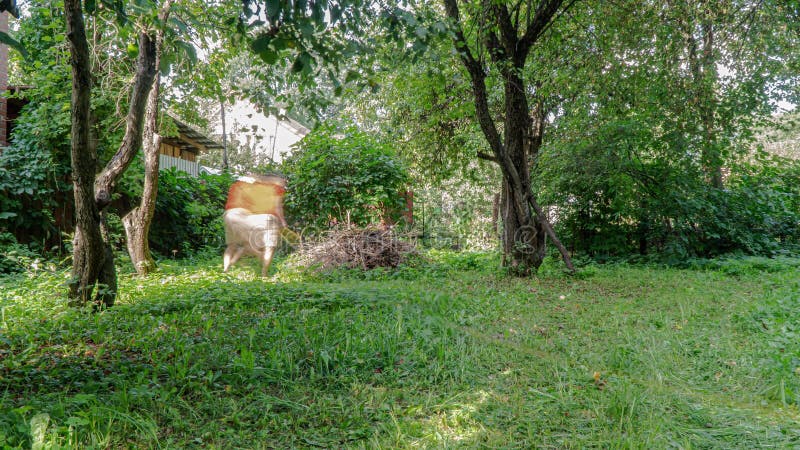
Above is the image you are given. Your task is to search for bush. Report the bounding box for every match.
[0,11,127,253]
[667,152,800,259]
[282,123,410,230]
[542,121,800,260]
[0,101,72,251]
[0,233,44,274]
[149,169,236,257]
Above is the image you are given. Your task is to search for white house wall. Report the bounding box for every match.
[213,100,308,164]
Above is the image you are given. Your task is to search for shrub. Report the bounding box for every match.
[666,152,800,259]
[0,101,72,251]
[542,122,800,260]
[282,123,410,230]
[0,232,43,274]
[149,169,236,257]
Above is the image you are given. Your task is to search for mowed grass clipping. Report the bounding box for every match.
[1,252,799,448]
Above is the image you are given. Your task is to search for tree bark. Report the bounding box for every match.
[123,0,173,276]
[94,33,158,209]
[65,0,158,305]
[700,16,723,188]
[66,0,106,304]
[123,72,160,275]
[443,0,575,274]
[499,70,546,274]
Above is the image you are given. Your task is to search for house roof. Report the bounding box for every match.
[168,114,224,152]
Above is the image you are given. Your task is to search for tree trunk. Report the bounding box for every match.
[66,0,107,305]
[220,98,228,170]
[442,0,574,275]
[681,3,723,188]
[123,0,172,276]
[65,0,158,305]
[122,73,160,275]
[700,17,723,188]
[499,72,546,274]
[491,192,500,235]
[93,33,158,209]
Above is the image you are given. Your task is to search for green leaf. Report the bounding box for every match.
[270,37,289,52]
[330,5,342,25]
[258,49,279,65]
[344,70,360,83]
[159,52,174,76]
[299,21,315,37]
[100,0,127,25]
[126,42,138,58]
[251,33,280,64]
[168,17,189,35]
[265,0,281,20]
[291,52,312,74]
[175,40,197,66]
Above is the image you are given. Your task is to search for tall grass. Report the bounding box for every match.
[1,252,798,448]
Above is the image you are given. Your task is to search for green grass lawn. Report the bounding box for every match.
[1,251,799,448]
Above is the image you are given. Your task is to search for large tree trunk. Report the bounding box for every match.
[499,72,546,274]
[443,0,575,274]
[500,181,546,273]
[65,0,158,305]
[66,0,107,305]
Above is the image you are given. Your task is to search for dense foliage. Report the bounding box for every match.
[148,169,235,258]
[0,100,72,251]
[540,125,800,260]
[2,0,799,275]
[525,1,800,260]
[282,123,410,230]
[337,0,800,261]
[0,2,128,253]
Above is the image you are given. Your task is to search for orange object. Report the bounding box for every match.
[225,175,287,224]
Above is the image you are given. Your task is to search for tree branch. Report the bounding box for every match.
[139,0,174,220]
[477,151,499,163]
[443,0,505,159]
[529,99,546,157]
[94,32,158,209]
[486,0,517,58]
[518,0,566,56]
[525,192,575,272]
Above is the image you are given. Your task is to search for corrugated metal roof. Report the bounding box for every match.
[168,114,223,151]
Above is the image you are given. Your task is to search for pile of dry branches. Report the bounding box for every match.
[295,227,416,270]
